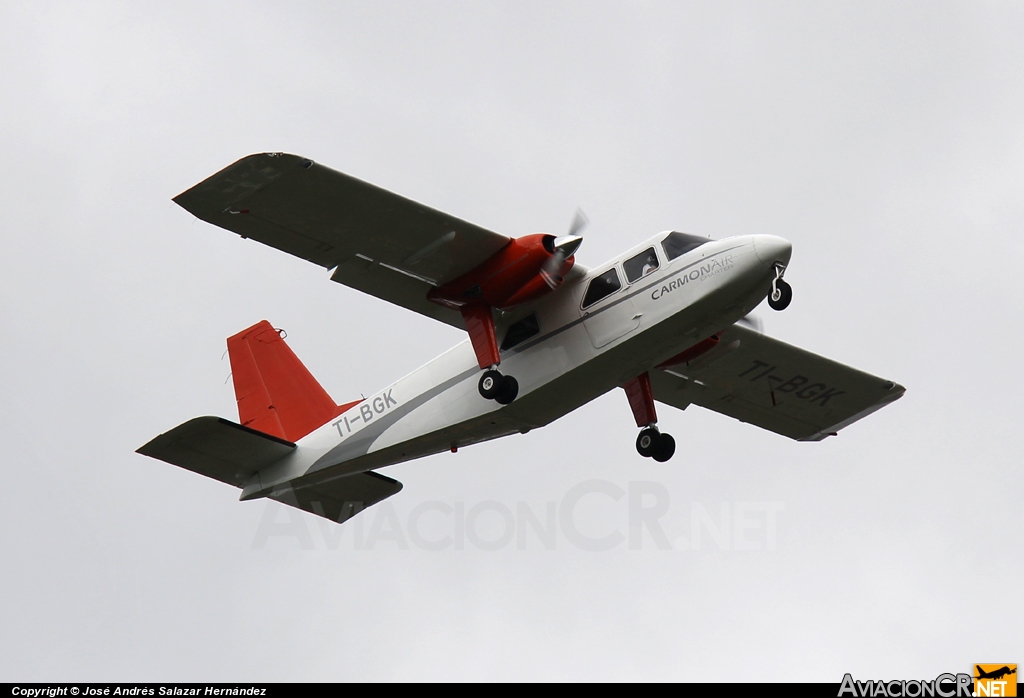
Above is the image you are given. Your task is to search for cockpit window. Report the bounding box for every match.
[662,232,710,261]
[623,247,660,283]
[582,268,622,308]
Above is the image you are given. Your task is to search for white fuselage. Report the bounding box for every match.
[240,233,792,500]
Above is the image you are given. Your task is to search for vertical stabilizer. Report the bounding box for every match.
[227,320,357,441]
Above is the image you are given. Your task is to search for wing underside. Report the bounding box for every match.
[650,324,905,441]
[173,153,513,328]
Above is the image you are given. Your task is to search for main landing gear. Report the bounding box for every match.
[622,372,676,462]
[478,368,519,405]
[461,305,519,405]
[636,425,676,462]
[768,263,792,311]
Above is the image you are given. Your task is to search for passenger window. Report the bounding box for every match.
[623,247,660,283]
[501,313,540,351]
[582,268,622,308]
[661,232,710,260]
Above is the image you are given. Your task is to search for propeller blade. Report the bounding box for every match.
[567,209,588,238]
[541,237,583,289]
[541,210,587,289]
[540,251,568,288]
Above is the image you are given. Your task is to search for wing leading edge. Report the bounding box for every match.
[650,324,905,441]
[173,153,513,328]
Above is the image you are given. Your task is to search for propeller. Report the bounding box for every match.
[540,210,587,289]
[566,208,588,238]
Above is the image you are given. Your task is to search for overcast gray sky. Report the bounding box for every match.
[1,0,1021,682]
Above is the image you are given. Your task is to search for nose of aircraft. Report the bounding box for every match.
[752,235,793,267]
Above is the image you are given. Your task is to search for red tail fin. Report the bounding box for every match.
[227,321,358,442]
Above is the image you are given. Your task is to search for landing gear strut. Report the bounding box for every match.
[622,372,676,462]
[768,263,792,311]
[462,306,518,405]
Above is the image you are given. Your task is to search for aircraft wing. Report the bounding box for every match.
[173,153,513,328]
[649,324,905,441]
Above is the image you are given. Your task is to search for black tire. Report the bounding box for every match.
[495,375,519,405]
[479,370,503,400]
[768,279,792,311]
[652,433,676,462]
[636,427,659,458]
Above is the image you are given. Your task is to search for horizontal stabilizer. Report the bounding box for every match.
[269,471,403,524]
[137,416,295,488]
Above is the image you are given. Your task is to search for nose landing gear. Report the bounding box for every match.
[768,263,792,311]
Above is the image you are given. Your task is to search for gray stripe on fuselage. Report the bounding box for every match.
[309,243,745,473]
[310,366,479,473]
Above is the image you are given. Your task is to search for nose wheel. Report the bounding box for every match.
[479,368,519,405]
[768,264,792,311]
[636,426,675,462]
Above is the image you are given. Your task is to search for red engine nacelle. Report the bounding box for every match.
[428,234,575,311]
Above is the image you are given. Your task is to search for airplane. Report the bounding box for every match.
[975,666,1017,681]
[138,152,906,524]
